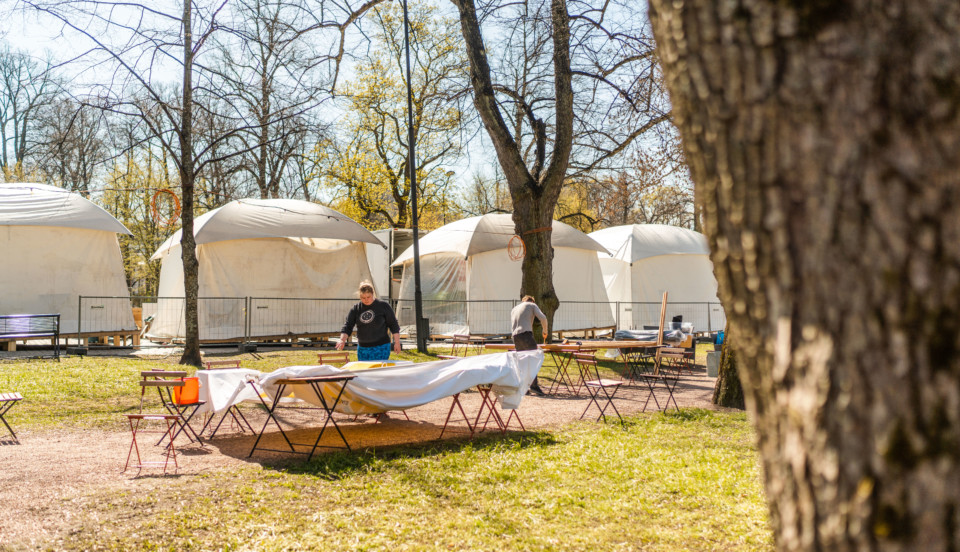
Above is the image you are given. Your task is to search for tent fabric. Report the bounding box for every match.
[393,216,615,335]
[148,200,383,341]
[0,226,136,334]
[257,350,544,413]
[152,198,384,259]
[588,224,708,263]
[392,214,608,264]
[0,183,132,234]
[589,224,720,332]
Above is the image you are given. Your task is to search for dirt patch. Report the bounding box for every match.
[0,370,724,548]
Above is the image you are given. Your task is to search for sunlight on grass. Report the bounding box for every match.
[58,410,771,551]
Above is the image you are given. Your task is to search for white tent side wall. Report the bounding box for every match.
[365,230,392,300]
[0,225,136,334]
[629,254,720,332]
[147,238,374,341]
[552,247,616,331]
[399,247,615,335]
[396,253,468,335]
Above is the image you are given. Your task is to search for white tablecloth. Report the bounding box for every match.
[201,351,544,416]
[196,368,265,414]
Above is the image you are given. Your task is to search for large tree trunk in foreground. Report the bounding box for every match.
[650,1,960,550]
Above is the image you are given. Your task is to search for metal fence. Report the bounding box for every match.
[79,295,726,347]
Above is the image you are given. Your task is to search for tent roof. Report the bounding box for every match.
[392,214,608,265]
[0,183,132,234]
[588,224,709,263]
[151,199,386,259]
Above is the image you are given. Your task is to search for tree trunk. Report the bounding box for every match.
[650,1,960,550]
[712,324,744,410]
[178,1,202,367]
[452,0,573,334]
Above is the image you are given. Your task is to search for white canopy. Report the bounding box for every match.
[148,199,384,341]
[589,224,722,333]
[588,223,708,264]
[0,183,131,235]
[0,183,135,334]
[392,214,614,335]
[152,198,384,260]
[392,213,608,264]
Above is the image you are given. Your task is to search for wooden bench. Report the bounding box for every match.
[0,314,60,361]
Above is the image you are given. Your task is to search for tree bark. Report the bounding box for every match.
[451,0,572,332]
[650,1,960,549]
[178,1,202,367]
[712,324,744,410]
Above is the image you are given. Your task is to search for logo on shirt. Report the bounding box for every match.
[359,309,376,324]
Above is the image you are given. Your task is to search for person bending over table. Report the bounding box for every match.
[510,295,548,396]
[336,281,401,361]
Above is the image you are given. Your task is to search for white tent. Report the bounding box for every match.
[0,183,136,334]
[149,199,385,341]
[391,214,615,336]
[588,224,722,332]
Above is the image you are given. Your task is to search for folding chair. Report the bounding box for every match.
[635,371,681,413]
[659,347,694,376]
[317,352,351,366]
[124,413,181,475]
[0,392,23,443]
[438,334,471,360]
[138,371,205,446]
[575,352,623,423]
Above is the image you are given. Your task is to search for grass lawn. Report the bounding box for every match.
[2,348,771,550]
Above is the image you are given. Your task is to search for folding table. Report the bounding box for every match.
[195,368,262,439]
[248,374,356,460]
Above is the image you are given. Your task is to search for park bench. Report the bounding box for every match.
[0,314,60,361]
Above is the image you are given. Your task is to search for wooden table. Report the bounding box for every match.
[486,341,661,392]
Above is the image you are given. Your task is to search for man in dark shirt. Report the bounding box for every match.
[336,282,401,361]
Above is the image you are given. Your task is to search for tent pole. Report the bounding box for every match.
[403,0,428,353]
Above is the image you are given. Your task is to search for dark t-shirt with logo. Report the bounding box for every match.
[340,299,401,347]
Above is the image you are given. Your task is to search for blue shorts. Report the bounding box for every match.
[357,342,391,361]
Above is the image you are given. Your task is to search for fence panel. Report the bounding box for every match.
[77,296,138,337]
[247,297,356,339]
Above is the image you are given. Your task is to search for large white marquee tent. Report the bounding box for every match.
[392,214,615,336]
[149,199,385,341]
[588,224,722,332]
[0,183,136,334]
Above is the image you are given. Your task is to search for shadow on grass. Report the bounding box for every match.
[270,430,560,480]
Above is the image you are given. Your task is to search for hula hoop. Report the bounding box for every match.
[151,189,181,227]
[507,234,526,261]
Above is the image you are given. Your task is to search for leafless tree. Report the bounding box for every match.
[450,0,669,333]
[18,0,387,365]
[34,97,108,193]
[211,0,331,199]
[0,43,59,175]
[651,0,960,549]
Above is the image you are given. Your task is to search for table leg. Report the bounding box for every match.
[305,380,352,460]
[248,383,296,458]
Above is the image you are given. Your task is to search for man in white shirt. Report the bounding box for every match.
[510,295,548,396]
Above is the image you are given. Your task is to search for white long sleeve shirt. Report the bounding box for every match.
[510,301,547,336]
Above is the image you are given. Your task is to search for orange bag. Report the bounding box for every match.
[173,377,200,405]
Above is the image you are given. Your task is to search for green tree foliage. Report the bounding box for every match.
[318,1,466,230]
